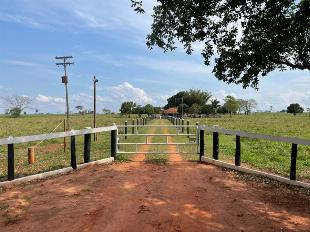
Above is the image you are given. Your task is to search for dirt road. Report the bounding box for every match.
[0,120,309,231]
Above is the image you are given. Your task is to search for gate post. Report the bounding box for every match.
[71,136,77,170]
[290,143,297,180]
[213,132,219,160]
[111,129,117,158]
[84,134,91,163]
[187,120,190,137]
[8,144,14,181]
[182,119,184,133]
[132,119,135,134]
[235,135,241,166]
[199,129,205,162]
[125,121,128,140]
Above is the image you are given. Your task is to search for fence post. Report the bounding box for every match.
[8,144,14,181]
[84,134,91,163]
[111,129,117,158]
[182,119,184,133]
[125,121,128,140]
[235,135,241,166]
[63,119,66,152]
[213,132,219,160]
[199,129,205,162]
[132,119,135,134]
[71,136,77,170]
[290,143,298,180]
[187,120,190,137]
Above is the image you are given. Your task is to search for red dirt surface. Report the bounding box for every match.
[0,160,309,231]
[1,125,309,231]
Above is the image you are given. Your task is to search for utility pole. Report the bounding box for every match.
[93,76,99,141]
[55,56,74,130]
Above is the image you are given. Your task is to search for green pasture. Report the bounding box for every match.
[187,113,310,181]
[0,113,309,183]
[0,114,131,181]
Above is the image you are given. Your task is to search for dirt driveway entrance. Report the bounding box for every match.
[1,120,309,231]
[0,160,309,232]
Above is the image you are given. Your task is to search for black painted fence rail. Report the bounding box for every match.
[2,125,118,181]
[166,116,310,182]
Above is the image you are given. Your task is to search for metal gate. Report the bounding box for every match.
[116,124,199,154]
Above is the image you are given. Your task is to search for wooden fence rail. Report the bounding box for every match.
[2,125,118,181]
[166,116,309,186]
[198,125,310,181]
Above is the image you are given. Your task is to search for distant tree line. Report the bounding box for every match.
[165,89,258,117]
[120,101,161,116]
[0,94,307,118]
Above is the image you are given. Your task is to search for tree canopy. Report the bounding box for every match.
[120,101,136,115]
[287,103,304,115]
[120,101,161,115]
[165,89,212,110]
[132,0,310,88]
[2,95,32,117]
[224,96,239,117]
[237,99,257,114]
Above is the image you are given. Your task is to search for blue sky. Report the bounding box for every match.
[0,0,309,113]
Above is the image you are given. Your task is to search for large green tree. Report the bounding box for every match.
[224,96,239,117]
[287,103,304,115]
[120,101,136,115]
[165,89,212,110]
[132,0,310,88]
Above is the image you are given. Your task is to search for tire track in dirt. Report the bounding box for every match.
[162,127,183,162]
[130,126,157,162]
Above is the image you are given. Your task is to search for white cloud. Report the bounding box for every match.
[36,94,65,104]
[279,90,310,108]
[212,90,238,104]
[34,82,153,113]
[107,82,153,106]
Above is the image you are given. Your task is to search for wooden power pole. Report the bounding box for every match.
[55,56,74,130]
[56,56,74,151]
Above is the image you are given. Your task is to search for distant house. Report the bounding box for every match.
[162,107,179,116]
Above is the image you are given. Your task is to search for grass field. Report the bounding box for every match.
[0,114,132,181]
[188,113,310,181]
[0,113,309,182]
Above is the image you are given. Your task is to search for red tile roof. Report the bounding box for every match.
[163,107,178,114]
